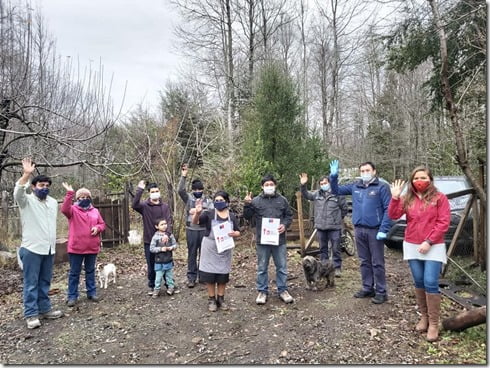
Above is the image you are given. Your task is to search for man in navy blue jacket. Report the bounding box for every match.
[329,160,392,304]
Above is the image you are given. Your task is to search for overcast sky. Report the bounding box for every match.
[33,0,183,114]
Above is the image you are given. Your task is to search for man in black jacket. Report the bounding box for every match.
[243,174,294,305]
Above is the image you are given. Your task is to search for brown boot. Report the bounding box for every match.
[414,288,428,332]
[426,292,441,342]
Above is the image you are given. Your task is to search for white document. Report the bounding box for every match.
[261,217,280,245]
[213,221,235,253]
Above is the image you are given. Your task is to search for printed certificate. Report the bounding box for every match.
[261,217,280,245]
[213,221,235,253]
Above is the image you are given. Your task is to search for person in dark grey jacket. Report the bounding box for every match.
[300,173,348,276]
[243,174,294,305]
[178,164,214,288]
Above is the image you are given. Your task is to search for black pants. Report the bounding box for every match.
[186,228,205,282]
[144,243,156,288]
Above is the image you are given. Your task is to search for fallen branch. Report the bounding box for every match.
[442,306,486,332]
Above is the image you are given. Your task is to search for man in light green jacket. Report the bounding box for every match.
[15,158,63,329]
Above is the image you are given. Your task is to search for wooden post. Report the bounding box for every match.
[296,191,305,256]
[478,160,486,271]
[0,191,8,244]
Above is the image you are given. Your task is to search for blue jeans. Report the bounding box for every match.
[354,227,387,296]
[317,229,342,269]
[256,244,288,294]
[68,253,97,300]
[155,266,174,289]
[19,247,55,318]
[408,259,442,294]
[144,243,156,288]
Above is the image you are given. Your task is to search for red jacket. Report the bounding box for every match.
[61,191,106,254]
[388,192,450,245]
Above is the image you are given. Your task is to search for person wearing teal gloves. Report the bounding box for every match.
[329,160,392,304]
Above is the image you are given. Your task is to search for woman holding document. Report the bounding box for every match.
[193,191,240,312]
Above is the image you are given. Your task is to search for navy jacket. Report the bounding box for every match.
[329,174,392,233]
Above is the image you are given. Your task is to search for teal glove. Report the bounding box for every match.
[376,232,387,240]
[329,160,339,176]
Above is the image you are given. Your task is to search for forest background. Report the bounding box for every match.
[0,0,485,223]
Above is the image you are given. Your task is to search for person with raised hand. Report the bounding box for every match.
[14,158,64,329]
[61,182,106,307]
[299,172,348,276]
[329,159,392,304]
[388,167,450,342]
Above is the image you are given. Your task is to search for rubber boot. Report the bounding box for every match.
[426,292,441,342]
[414,288,428,332]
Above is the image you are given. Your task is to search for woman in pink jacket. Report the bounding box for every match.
[388,166,450,342]
[61,183,106,307]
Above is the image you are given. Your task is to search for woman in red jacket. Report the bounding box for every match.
[388,166,450,342]
[61,183,106,307]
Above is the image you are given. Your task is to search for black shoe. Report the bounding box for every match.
[187,280,196,288]
[371,294,388,304]
[353,289,375,298]
[216,295,229,311]
[66,299,77,307]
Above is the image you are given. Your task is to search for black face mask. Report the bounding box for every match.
[78,198,92,208]
[193,191,203,199]
[214,201,228,211]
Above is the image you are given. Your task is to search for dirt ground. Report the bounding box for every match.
[0,235,482,365]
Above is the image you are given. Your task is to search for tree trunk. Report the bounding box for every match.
[442,306,486,332]
[427,0,486,210]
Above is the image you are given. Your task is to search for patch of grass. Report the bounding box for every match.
[444,255,487,294]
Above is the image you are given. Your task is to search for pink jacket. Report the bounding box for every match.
[61,190,106,254]
[388,192,450,245]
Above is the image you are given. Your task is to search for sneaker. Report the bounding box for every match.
[217,295,229,311]
[335,269,342,278]
[371,294,388,304]
[166,287,175,296]
[208,297,217,312]
[256,292,267,305]
[40,310,63,320]
[279,291,294,304]
[87,295,100,302]
[152,288,160,298]
[187,280,196,288]
[26,317,41,329]
[147,288,154,296]
[66,299,77,307]
[353,289,375,298]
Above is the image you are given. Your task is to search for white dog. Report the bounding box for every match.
[97,263,117,289]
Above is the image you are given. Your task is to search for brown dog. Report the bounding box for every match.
[302,256,335,291]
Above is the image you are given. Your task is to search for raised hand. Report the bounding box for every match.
[195,198,203,213]
[137,180,146,189]
[62,182,73,192]
[22,157,36,175]
[390,179,405,199]
[299,173,308,185]
[329,160,339,176]
[244,191,253,203]
[181,163,188,177]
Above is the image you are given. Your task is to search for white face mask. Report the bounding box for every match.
[263,186,276,195]
[150,192,161,200]
[361,173,373,183]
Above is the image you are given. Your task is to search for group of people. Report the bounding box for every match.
[15,156,450,342]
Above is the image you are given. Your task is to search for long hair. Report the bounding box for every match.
[403,166,439,210]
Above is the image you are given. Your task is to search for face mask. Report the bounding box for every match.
[361,174,373,183]
[78,198,92,208]
[149,192,160,200]
[413,180,430,192]
[214,201,228,211]
[34,188,49,200]
[320,184,330,192]
[263,186,275,195]
[193,191,203,199]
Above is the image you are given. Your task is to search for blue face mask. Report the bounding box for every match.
[193,191,203,199]
[361,173,373,183]
[78,198,92,208]
[214,201,228,211]
[320,184,330,192]
[34,188,49,200]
